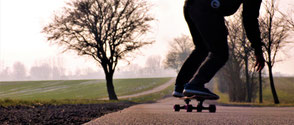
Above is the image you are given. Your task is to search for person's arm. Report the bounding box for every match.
[242,0,265,71]
[242,0,262,53]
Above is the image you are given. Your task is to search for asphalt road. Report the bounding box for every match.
[86,97,294,125]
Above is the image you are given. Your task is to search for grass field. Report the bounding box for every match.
[0,78,172,101]
[263,77,294,104]
[2,76,292,107]
[215,77,294,106]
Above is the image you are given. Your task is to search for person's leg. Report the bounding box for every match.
[189,9,229,87]
[173,0,209,97]
[183,0,229,98]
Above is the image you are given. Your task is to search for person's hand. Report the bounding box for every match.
[255,53,265,72]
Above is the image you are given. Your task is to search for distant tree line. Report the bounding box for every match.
[0,59,68,81]
[0,55,175,81]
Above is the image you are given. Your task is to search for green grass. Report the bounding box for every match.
[262,77,294,104]
[214,77,294,106]
[0,85,174,107]
[0,98,119,107]
[0,78,172,101]
[0,78,174,106]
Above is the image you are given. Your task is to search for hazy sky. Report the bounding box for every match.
[0,0,293,76]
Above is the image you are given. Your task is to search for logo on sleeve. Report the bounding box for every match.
[211,0,220,8]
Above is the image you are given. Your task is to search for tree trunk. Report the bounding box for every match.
[267,63,279,104]
[245,55,251,102]
[259,71,263,103]
[105,73,118,100]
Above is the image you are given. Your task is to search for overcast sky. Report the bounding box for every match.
[0,0,293,76]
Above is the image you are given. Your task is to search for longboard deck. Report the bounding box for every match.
[179,95,218,101]
[180,95,205,100]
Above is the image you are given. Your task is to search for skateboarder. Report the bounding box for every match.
[172,0,265,99]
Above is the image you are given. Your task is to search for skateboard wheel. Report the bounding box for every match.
[196,105,203,112]
[187,105,193,112]
[174,104,180,112]
[209,105,216,113]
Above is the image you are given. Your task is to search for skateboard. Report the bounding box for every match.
[173,96,216,113]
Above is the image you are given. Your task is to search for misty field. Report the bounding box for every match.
[0,78,172,100]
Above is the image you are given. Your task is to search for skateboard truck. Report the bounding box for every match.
[174,97,216,113]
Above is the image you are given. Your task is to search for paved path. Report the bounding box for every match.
[101,78,175,100]
[86,97,294,125]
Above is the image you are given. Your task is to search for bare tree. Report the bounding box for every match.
[49,57,66,80]
[217,10,260,102]
[29,63,52,80]
[145,55,162,74]
[164,34,193,72]
[0,67,11,81]
[258,71,263,103]
[219,14,248,102]
[11,62,27,81]
[282,8,294,31]
[42,0,154,100]
[218,52,247,102]
[259,0,293,104]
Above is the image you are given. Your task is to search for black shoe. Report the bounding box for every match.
[172,84,185,98]
[183,84,219,100]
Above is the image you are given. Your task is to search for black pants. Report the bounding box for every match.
[175,0,229,89]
